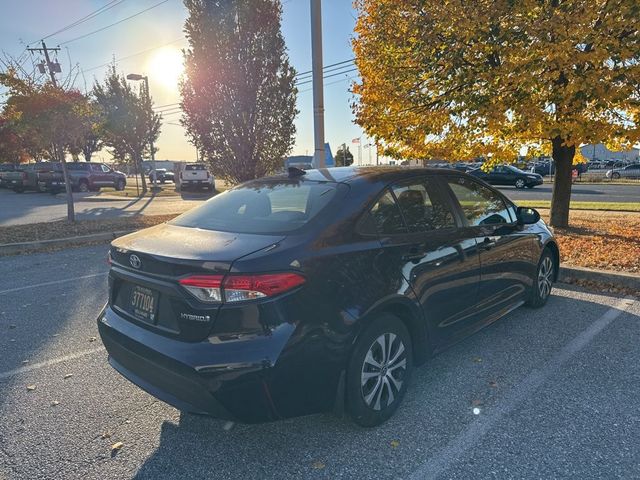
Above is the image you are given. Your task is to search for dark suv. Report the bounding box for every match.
[98,167,558,426]
[38,162,126,193]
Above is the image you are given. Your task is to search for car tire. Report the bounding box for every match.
[13,188,24,194]
[346,313,413,427]
[115,180,125,191]
[78,181,89,193]
[526,248,555,308]
[515,178,526,189]
[612,172,621,179]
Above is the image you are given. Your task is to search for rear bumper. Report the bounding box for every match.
[97,305,299,422]
[180,180,212,187]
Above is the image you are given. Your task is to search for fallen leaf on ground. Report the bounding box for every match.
[312,461,325,470]
[101,432,111,439]
[63,374,73,379]
[473,357,482,363]
[111,442,124,456]
[51,401,59,406]
[390,440,400,449]
[89,337,97,342]
[489,381,498,388]
[26,385,36,391]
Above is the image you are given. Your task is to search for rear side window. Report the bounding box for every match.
[391,179,455,232]
[185,164,206,171]
[369,190,407,235]
[170,181,341,234]
[446,177,512,225]
[67,163,89,171]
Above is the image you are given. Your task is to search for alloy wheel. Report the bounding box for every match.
[515,179,525,188]
[361,333,407,411]
[538,256,553,300]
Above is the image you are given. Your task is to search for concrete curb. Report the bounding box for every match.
[559,265,640,290]
[0,230,133,255]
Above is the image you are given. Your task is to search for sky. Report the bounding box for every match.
[0,0,374,163]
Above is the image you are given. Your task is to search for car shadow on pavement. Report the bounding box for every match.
[131,288,639,480]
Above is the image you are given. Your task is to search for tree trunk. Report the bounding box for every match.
[56,144,75,222]
[549,136,575,228]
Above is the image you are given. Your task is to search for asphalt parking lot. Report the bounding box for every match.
[1,245,639,479]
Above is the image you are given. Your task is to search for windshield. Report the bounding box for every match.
[170,180,342,234]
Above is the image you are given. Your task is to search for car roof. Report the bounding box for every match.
[271,166,463,185]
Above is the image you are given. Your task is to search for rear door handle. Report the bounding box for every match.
[402,248,427,262]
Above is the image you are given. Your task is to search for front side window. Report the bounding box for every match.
[446,177,512,226]
[101,164,111,173]
[391,179,455,232]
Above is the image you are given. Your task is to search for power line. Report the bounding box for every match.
[59,0,172,45]
[296,67,359,86]
[37,0,127,44]
[295,58,354,79]
[83,38,184,73]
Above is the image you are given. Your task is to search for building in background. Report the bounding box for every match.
[580,144,639,163]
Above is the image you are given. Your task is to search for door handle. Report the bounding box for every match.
[481,237,497,250]
[402,248,427,262]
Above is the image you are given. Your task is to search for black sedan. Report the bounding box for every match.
[98,167,558,426]
[149,168,175,184]
[469,165,543,188]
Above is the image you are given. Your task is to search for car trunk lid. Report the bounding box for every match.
[109,223,285,341]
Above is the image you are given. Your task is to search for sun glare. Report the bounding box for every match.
[147,47,184,90]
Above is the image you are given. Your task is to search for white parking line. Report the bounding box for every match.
[0,272,108,295]
[408,296,637,480]
[0,347,105,381]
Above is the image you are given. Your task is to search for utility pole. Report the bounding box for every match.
[28,41,61,87]
[28,41,76,222]
[310,0,325,168]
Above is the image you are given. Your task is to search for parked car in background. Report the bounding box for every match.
[149,168,175,184]
[606,163,640,180]
[98,166,557,426]
[469,165,543,188]
[0,163,19,188]
[176,163,214,191]
[37,162,126,193]
[530,161,555,176]
[3,162,60,193]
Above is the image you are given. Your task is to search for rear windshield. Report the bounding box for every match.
[171,180,341,234]
[185,164,206,171]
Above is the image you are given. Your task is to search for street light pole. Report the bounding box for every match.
[126,73,159,191]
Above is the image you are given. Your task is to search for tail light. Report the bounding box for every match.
[179,273,305,303]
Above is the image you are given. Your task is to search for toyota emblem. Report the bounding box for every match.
[129,254,142,269]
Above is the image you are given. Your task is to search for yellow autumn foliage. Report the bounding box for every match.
[352,0,640,164]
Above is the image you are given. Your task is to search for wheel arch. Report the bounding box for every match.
[356,297,431,366]
[543,240,560,281]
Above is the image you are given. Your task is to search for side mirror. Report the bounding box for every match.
[516,206,540,225]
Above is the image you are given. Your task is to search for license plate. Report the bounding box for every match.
[129,285,158,323]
